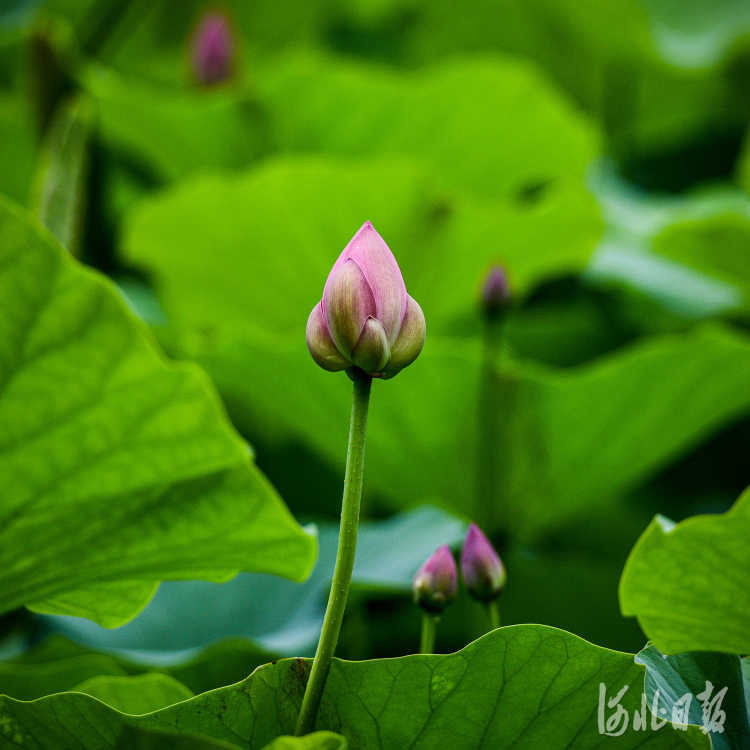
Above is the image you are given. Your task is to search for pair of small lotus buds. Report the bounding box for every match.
[413,523,506,612]
[307,222,426,379]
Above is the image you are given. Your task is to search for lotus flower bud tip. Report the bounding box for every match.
[481,265,511,316]
[412,544,458,613]
[191,10,234,86]
[307,221,425,378]
[460,523,506,602]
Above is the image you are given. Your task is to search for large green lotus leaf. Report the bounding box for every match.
[0,505,648,701]
[122,160,605,365]
[33,506,467,664]
[0,93,36,205]
[0,652,129,702]
[0,636,276,700]
[3,635,92,664]
[115,726,244,750]
[258,54,599,202]
[123,156,600,344]
[197,332,477,526]
[111,727,345,750]
[395,0,750,172]
[26,581,161,628]
[124,159,434,336]
[166,639,278,697]
[418,181,602,327]
[260,735,346,750]
[0,625,708,749]
[2,550,644,698]
[499,289,635,367]
[651,213,750,311]
[636,645,750,750]
[586,167,748,320]
[82,66,261,182]
[0,195,315,626]
[620,487,750,655]
[195,321,750,540]
[123,159,750,536]
[79,45,600,194]
[71,674,194,715]
[640,0,750,68]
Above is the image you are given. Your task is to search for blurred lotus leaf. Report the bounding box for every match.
[122,161,750,539]
[71,673,194,715]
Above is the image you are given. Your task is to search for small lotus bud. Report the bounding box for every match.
[460,523,506,603]
[190,10,235,86]
[412,545,458,613]
[307,221,425,378]
[481,265,511,317]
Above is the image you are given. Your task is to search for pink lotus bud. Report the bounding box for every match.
[306,221,425,378]
[412,545,458,613]
[190,10,235,86]
[481,265,511,316]
[460,523,506,602]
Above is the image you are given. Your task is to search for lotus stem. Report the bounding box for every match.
[476,315,503,529]
[487,600,501,631]
[420,612,437,654]
[295,368,372,736]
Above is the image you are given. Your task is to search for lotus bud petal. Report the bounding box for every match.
[412,545,458,613]
[460,523,506,603]
[351,316,390,375]
[306,303,349,372]
[324,259,377,359]
[308,221,424,377]
[381,295,425,379]
[481,265,511,317]
[191,10,235,86]
[324,222,407,343]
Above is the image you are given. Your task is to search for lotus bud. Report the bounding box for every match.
[412,545,458,613]
[460,523,506,603]
[481,265,511,317]
[190,10,235,86]
[307,221,425,378]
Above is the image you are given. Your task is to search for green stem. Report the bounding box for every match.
[487,600,501,631]
[295,369,372,736]
[475,315,502,529]
[420,612,437,654]
[34,95,94,257]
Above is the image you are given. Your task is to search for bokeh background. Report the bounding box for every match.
[3,0,750,686]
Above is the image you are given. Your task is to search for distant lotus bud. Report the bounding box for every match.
[412,545,458,613]
[460,523,506,602]
[481,265,511,317]
[190,10,235,86]
[307,221,425,378]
